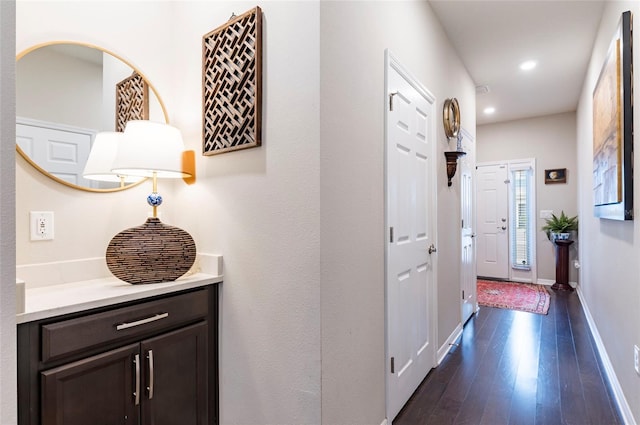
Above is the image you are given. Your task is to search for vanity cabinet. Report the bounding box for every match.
[18,285,218,425]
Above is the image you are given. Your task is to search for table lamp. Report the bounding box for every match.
[106,120,196,284]
[83,132,144,187]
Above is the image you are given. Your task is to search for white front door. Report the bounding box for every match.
[385,51,437,422]
[459,129,476,324]
[476,164,509,279]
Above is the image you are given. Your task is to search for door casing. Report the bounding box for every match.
[476,159,537,283]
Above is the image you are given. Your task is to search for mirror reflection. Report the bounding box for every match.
[16,42,167,191]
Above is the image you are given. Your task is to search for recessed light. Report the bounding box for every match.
[520,60,537,71]
[484,107,496,115]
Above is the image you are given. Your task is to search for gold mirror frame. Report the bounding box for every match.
[16,41,169,193]
[443,98,461,139]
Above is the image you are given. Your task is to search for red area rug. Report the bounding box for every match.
[477,279,550,315]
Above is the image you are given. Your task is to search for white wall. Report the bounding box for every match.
[0,1,16,423]
[16,1,175,265]
[169,2,321,424]
[477,112,578,284]
[17,47,103,130]
[320,2,475,423]
[16,1,321,424]
[14,2,474,424]
[576,2,640,422]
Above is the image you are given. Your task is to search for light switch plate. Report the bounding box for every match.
[540,210,554,219]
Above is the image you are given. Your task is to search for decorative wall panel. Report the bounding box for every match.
[115,72,149,132]
[202,6,263,155]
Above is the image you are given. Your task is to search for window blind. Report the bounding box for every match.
[511,168,531,269]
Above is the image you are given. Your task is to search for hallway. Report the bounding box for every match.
[394,291,622,424]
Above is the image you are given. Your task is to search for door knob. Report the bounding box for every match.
[428,244,437,254]
[501,226,507,230]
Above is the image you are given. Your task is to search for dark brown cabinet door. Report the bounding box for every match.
[141,322,208,425]
[41,343,140,425]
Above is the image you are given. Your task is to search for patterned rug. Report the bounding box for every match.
[477,279,550,315]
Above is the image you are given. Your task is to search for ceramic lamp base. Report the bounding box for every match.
[106,217,196,284]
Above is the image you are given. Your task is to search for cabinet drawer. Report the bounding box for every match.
[41,289,208,363]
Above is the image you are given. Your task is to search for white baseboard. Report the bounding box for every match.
[536,278,577,288]
[437,323,463,365]
[576,286,636,425]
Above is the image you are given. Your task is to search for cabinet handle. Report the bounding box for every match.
[134,354,140,406]
[147,350,155,400]
[116,313,169,331]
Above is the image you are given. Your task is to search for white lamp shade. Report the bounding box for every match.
[112,120,191,179]
[83,132,144,183]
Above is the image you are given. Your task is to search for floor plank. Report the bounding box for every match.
[393,290,622,425]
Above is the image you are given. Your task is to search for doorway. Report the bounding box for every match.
[476,159,537,283]
[459,128,477,325]
[384,50,437,423]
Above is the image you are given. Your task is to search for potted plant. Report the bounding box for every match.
[541,211,578,241]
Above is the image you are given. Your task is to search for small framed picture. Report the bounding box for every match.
[545,168,567,184]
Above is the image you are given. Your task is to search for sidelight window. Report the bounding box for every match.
[510,165,533,270]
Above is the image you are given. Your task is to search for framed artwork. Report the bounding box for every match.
[593,11,633,220]
[545,168,566,184]
[115,71,149,132]
[202,7,263,155]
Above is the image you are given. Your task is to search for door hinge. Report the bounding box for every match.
[504,179,511,184]
[462,219,464,228]
[391,357,395,374]
[390,227,394,243]
[462,290,465,300]
[389,92,397,111]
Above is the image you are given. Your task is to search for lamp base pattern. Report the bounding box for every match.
[106,217,196,285]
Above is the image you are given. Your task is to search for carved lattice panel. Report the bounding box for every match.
[115,72,149,132]
[202,6,263,155]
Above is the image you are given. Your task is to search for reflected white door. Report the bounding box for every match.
[16,119,95,187]
[476,164,509,279]
[459,130,476,324]
[385,52,436,422]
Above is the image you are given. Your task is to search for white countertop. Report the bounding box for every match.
[17,272,223,324]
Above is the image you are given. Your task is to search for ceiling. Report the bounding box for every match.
[429,0,605,125]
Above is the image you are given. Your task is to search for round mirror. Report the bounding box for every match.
[16,41,168,192]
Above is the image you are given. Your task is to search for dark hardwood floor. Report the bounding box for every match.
[394,290,622,425]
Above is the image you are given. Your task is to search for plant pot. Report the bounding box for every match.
[551,232,571,242]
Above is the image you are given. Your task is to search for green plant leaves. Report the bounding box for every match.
[541,211,578,239]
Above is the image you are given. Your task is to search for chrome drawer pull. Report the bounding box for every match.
[134,354,140,406]
[147,350,155,400]
[116,313,169,331]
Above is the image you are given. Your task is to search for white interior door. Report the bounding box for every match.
[459,129,476,324]
[385,51,436,422]
[16,118,96,187]
[476,163,509,279]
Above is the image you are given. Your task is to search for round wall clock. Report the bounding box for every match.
[443,98,461,139]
